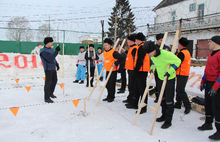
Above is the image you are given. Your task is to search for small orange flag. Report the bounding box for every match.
[15,79,19,84]
[43,77,45,81]
[9,107,19,116]
[72,100,80,107]
[59,83,64,89]
[25,86,31,92]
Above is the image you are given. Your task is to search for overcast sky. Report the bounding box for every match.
[0,0,162,41]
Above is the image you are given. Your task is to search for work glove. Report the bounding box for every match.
[56,64,60,71]
[56,45,61,51]
[76,64,78,67]
[200,84,205,91]
[208,88,217,97]
[164,72,170,78]
[150,69,154,74]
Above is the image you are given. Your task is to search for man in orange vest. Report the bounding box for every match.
[174,37,191,114]
[123,34,138,103]
[102,38,124,102]
[126,33,150,114]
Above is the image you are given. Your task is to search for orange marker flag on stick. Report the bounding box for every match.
[25,86,31,92]
[72,100,80,107]
[59,83,64,89]
[43,77,45,81]
[9,107,19,116]
[15,79,19,84]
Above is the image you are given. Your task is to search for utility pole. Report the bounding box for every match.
[49,15,50,37]
[101,20,104,46]
[114,0,117,43]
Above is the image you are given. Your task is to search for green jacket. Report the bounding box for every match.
[151,50,181,80]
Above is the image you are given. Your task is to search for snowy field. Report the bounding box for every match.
[0,76,216,142]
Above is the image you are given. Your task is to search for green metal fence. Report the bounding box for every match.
[0,40,103,55]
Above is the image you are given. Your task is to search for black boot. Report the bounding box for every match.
[103,97,108,101]
[156,115,165,122]
[136,107,147,114]
[117,90,125,94]
[50,94,57,98]
[73,80,79,83]
[198,123,213,131]
[122,99,130,103]
[45,98,54,103]
[184,107,191,114]
[99,77,103,81]
[79,81,84,84]
[161,122,172,129]
[126,104,138,109]
[209,131,220,140]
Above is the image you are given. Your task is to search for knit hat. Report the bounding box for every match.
[211,36,220,45]
[135,32,146,41]
[156,34,164,40]
[127,34,136,42]
[79,46,84,49]
[104,38,114,46]
[44,37,53,45]
[143,41,156,53]
[97,47,102,50]
[89,44,94,48]
[179,37,190,47]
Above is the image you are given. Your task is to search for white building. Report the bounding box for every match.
[147,0,220,58]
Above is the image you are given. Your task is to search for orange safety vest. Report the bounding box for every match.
[134,43,150,72]
[176,49,191,76]
[103,48,118,71]
[125,44,139,70]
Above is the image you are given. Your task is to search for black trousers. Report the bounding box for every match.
[132,72,148,109]
[175,75,191,108]
[154,70,159,100]
[87,67,95,86]
[204,81,220,131]
[106,71,117,99]
[158,78,175,123]
[44,70,57,100]
[120,69,126,91]
[127,70,135,101]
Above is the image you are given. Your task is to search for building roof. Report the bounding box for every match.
[153,0,185,11]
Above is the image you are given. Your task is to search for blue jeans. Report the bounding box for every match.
[97,64,104,77]
[76,64,86,81]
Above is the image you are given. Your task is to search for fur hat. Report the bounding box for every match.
[211,36,220,45]
[97,47,102,50]
[179,37,190,47]
[79,46,84,49]
[127,34,136,42]
[156,34,164,40]
[89,44,94,48]
[104,38,114,46]
[44,37,53,45]
[143,41,156,53]
[135,32,146,41]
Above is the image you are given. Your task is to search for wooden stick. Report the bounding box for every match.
[84,99,86,115]
[63,83,65,95]
[87,38,120,101]
[95,39,126,106]
[149,30,179,135]
[87,67,105,101]
[93,50,101,90]
[62,43,64,78]
[88,45,91,91]
[133,32,168,125]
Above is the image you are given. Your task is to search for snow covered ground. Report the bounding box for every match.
[0,76,216,142]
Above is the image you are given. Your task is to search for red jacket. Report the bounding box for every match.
[201,50,220,90]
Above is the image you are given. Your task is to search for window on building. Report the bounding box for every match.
[198,4,204,20]
[189,3,196,11]
[171,10,176,25]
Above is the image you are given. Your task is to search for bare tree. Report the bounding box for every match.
[6,16,33,41]
[37,24,56,41]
